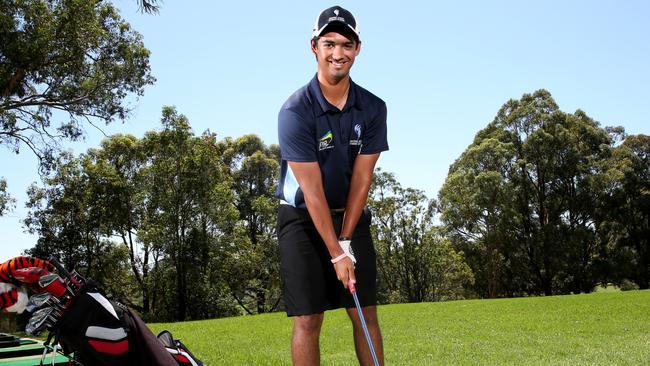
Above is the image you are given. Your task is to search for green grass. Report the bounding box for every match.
[149,290,650,365]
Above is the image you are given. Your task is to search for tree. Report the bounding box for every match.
[23,152,137,301]
[23,107,244,321]
[81,133,156,312]
[0,178,15,215]
[219,135,282,314]
[138,107,239,321]
[439,90,615,297]
[1,0,154,167]
[136,0,161,14]
[438,134,518,297]
[594,134,650,289]
[369,169,473,303]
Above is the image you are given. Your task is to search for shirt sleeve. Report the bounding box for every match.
[278,108,317,162]
[361,101,389,154]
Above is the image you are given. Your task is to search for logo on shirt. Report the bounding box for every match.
[350,124,363,146]
[319,130,334,151]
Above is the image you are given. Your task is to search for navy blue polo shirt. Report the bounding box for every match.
[277,74,389,209]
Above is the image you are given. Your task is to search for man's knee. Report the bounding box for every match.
[362,308,379,328]
[294,314,324,334]
[347,306,380,328]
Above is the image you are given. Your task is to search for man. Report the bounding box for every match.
[276,5,388,365]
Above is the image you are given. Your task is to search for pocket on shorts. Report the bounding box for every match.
[277,205,307,239]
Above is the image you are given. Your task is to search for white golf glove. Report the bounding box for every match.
[338,239,356,264]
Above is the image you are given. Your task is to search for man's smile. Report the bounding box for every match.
[328,59,349,68]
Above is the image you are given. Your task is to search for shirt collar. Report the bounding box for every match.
[309,74,361,116]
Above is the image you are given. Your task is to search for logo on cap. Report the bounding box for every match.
[334,9,339,16]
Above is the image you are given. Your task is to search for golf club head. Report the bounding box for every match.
[68,270,86,292]
[38,273,60,287]
[38,273,67,297]
[25,306,55,335]
[26,292,53,313]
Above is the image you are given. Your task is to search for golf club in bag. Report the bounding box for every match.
[20,257,206,366]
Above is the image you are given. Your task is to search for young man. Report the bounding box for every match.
[276,5,388,365]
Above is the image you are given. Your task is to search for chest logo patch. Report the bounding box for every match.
[319,130,334,151]
[350,124,363,146]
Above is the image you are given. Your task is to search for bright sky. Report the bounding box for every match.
[2,0,649,260]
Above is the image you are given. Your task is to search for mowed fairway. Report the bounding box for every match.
[149,290,650,365]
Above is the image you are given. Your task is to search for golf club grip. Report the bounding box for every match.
[348,280,357,294]
[47,256,71,279]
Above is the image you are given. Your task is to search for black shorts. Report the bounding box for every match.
[277,204,377,316]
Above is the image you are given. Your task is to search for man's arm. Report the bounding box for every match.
[340,153,381,238]
[288,161,356,288]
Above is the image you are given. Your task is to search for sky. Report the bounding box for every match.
[1,0,649,260]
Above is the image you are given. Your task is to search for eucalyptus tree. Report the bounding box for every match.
[23,152,136,300]
[0,178,14,215]
[594,134,650,289]
[220,134,282,314]
[439,90,615,296]
[81,133,155,312]
[0,0,154,167]
[138,107,239,320]
[369,169,473,303]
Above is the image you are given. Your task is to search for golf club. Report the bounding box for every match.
[26,292,53,313]
[26,306,55,335]
[348,280,380,366]
[37,273,68,298]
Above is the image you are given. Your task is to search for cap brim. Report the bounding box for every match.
[313,21,360,39]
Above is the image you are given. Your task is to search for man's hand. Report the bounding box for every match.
[338,238,356,263]
[334,257,356,289]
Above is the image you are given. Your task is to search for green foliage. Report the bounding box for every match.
[619,279,640,292]
[439,90,617,297]
[594,134,650,289]
[23,153,136,300]
[0,0,154,167]
[135,0,160,14]
[150,290,650,365]
[0,177,15,215]
[219,135,282,315]
[23,107,283,321]
[134,107,239,320]
[369,169,473,303]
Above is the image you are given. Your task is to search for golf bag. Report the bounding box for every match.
[158,330,206,366]
[15,257,206,366]
[53,286,180,366]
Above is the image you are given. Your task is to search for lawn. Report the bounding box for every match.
[149,290,650,365]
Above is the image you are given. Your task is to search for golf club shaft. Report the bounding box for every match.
[350,283,380,366]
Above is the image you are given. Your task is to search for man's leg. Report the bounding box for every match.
[346,306,384,366]
[292,313,324,366]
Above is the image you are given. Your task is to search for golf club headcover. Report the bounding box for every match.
[0,256,54,284]
[0,282,28,313]
[338,239,356,264]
